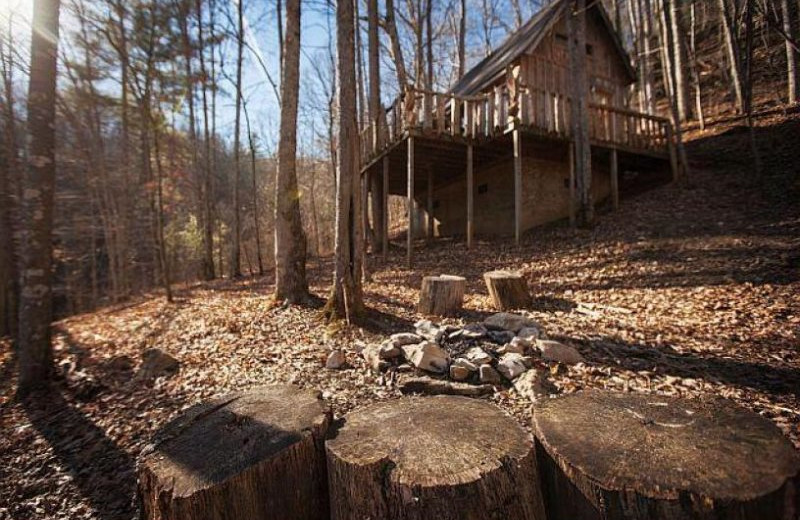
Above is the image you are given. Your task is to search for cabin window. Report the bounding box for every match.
[478,183,488,194]
[555,33,568,43]
[585,44,594,56]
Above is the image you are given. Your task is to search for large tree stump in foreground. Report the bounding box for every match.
[417,274,466,315]
[326,395,546,520]
[138,385,331,520]
[533,390,800,520]
[484,270,531,310]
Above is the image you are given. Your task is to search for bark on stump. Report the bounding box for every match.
[483,270,531,310]
[417,274,466,315]
[532,390,800,520]
[138,385,331,520]
[326,395,546,520]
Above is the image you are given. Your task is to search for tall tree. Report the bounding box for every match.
[274,0,308,302]
[568,0,593,227]
[17,0,61,395]
[384,0,408,90]
[781,0,798,104]
[660,0,691,182]
[196,0,216,280]
[367,0,384,251]
[326,0,364,321]
[457,0,466,78]
[668,0,691,121]
[231,0,244,278]
[717,0,745,113]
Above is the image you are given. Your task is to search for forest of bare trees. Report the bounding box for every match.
[0,0,798,391]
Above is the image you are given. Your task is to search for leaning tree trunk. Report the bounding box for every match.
[418,275,465,315]
[717,0,744,113]
[138,385,331,520]
[533,390,800,519]
[384,0,408,91]
[326,396,547,519]
[274,0,308,302]
[17,0,61,396]
[484,270,532,310]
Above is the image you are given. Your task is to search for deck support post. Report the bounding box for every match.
[407,136,415,267]
[426,165,434,239]
[666,123,679,182]
[610,148,619,210]
[513,127,522,245]
[466,144,474,249]
[569,142,576,228]
[382,156,389,259]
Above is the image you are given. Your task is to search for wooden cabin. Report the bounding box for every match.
[360,0,677,265]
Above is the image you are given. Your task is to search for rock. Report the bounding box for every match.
[449,365,471,381]
[484,312,539,333]
[326,350,346,369]
[452,358,478,372]
[517,326,543,341]
[488,330,516,345]
[497,337,532,355]
[377,340,402,359]
[136,349,179,381]
[537,340,585,364]
[414,319,444,343]
[401,341,450,373]
[388,332,423,347]
[362,345,390,372]
[399,377,495,397]
[105,355,134,372]
[513,369,556,401]
[465,347,493,365]
[449,323,488,341]
[479,365,503,385]
[496,353,528,380]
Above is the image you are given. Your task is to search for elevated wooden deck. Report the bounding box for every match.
[360,85,673,171]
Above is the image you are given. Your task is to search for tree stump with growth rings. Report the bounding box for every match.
[138,385,331,520]
[326,395,546,520]
[483,270,531,310]
[417,274,466,315]
[532,390,800,520]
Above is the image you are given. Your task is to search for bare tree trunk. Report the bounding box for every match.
[689,0,705,129]
[231,0,244,278]
[0,26,19,339]
[242,98,264,275]
[368,0,384,252]
[274,0,308,303]
[641,0,656,113]
[458,0,466,78]
[511,0,523,29]
[326,0,364,322]
[355,0,366,128]
[17,0,61,395]
[196,0,215,280]
[782,0,798,104]
[426,0,433,89]
[151,118,173,302]
[717,0,745,113]
[568,0,593,227]
[742,0,762,179]
[385,0,409,90]
[660,0,691,183]
[669,0,691,121]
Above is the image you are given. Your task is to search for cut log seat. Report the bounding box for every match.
[483,270,531,310]
[137,385,331,520]
[418,274,466,315]
[532,390,800,520]
[326,395,546,520]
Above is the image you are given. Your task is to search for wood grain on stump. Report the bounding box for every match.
[326,395,546,520]
[418,274,466,315]
[138,385,331,520]
[532,390,800,520]
[483,270,531,311]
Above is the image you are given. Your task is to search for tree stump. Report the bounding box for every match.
[326,395,546,520]
[417,274,466,315]
[138,385,331,520]
[483,270,531,310]
[532,390,800,520]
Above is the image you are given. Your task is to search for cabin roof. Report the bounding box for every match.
[449,0,636,97]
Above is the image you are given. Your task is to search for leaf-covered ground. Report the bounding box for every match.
[1,112,799,520]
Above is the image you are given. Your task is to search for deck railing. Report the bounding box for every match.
[359,85,671,165]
